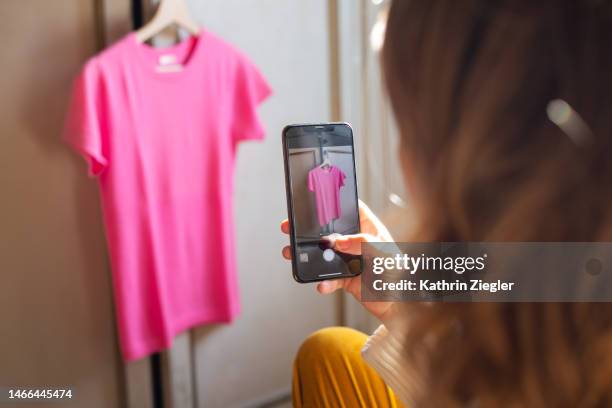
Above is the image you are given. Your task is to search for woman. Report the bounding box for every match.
[283,0,612,407]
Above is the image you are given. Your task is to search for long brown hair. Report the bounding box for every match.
[383,1,612,406]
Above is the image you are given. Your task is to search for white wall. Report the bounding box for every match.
[186,1,337,406]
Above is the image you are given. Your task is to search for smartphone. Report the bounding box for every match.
[282,123,362,283]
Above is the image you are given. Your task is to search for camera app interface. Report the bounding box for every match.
[286,125,362,281]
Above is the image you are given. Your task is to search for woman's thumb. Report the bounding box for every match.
[334,233,377,255]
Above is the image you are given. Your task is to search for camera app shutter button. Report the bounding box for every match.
[323,249,335,262]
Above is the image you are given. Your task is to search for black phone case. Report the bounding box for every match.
[282,122,362,283]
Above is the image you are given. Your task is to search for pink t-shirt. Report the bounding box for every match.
[308,165,346,227]
[64,30,271,361]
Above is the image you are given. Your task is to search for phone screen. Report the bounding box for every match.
[283,123,362,283]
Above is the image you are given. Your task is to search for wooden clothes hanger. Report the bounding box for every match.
[136,0,200,44]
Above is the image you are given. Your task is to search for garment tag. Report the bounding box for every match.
[156,54,183,73]
[159,54,178,66]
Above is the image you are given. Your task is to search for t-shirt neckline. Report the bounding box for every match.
[130,29,205,81]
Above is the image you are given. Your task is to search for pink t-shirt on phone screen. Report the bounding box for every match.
[64,30,271,361]
[308,165,346,227]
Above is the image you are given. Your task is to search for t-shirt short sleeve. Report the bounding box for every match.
[231,53,272,143]
[64,59,108,177]
[337,168,346,188]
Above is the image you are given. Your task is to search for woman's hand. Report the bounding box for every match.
[281,200,397,322]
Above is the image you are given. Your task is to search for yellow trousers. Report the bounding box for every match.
[292,327,405,408]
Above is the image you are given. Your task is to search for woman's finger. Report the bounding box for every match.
[316,279,342,294]
[316,277,354,294]
[282,246,292,260]
[280,219,290,234]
